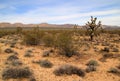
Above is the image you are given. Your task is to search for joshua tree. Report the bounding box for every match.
[85,16,102,41]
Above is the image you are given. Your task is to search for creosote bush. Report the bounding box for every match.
[23,32,40,45]
[2,67,32,80]
[42,34,55,47]
[55,31,77,57]
[86,60,99,66]
[34,59,53,68]
[53,64,85,77]
[86,65,96,73]
[23,29,44,45]
[4,48,14,54]
[7,55,19,61]
[86,60,99,73]
[108,67,120,75]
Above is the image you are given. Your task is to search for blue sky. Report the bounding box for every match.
[0,0,120,26]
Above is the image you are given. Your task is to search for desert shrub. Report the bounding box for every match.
[10,41,16,48]
[112,48,119,52]
[7,55,19,61]
[55,32,77,57]
[86,60,99,66]
[42,51,50,57]
[2,67,32,80]
[24,49,33,57]
[11,60,23,66]
[4,48,14,54]
[23,29,45,46]
[53,64,85,77]
[103,53,113,58]
[23,33,40,45]
[101,47,110,52]
[108,67,120,74]
[34,59,53,68]
[0,30,16,38]
[86,65,96,73]
[16,27,23,34]
[42,34,55,47]
[24,52,33,57]
[13,51,18,55]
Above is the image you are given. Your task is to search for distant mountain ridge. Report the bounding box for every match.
[0,22,120,29]
[0,22,81,28]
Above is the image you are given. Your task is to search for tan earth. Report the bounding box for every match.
[0,33,120,81]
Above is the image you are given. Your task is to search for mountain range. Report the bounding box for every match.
[0,22,120,29]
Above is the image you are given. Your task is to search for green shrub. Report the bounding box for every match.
[23,33,40,45]
[42,34,54,47]
[23,29,45,46]
[55,32,77,57]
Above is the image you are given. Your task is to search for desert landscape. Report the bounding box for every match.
[0,21,120,81]
[0,0,120,81]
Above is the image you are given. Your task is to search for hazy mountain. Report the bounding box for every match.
[0,22,120,29]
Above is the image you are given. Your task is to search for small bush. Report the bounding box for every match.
[11,60,23,66]
[23,32,40,45]
[10,41,16,48]
[108,67,120,74]
[86,60,99,66]
[42,51,50,57]
[53,64,85,77]
[4,48,14,54]
[101,47,109,52]
[24,50,33,57]
[2,67,32,80]
[112,48,119,52]
[103,53,113,58]
[42,34,54,47]
[24,52,33,57]
[55,32,77,57]
[35,59,53,68]
[86,66,96,73]
[7,55,19,61]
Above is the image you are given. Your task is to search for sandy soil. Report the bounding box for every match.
[0,34,120,81]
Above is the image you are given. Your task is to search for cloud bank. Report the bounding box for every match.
[0,0,120,26]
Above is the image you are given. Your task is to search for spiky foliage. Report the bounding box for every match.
[85,16,102,41]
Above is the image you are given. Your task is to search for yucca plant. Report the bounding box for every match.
[85,16,102,41]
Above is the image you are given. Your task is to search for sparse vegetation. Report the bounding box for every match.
[86,60,99,66]
[108,67,120,75]
[53,64,85,77]
[55,31,77,57]
[7,55,19,61]
[0,22,120,81]
[34,59,53,68]
[4,48,14,53]
[42,34,55,47]
[2,67,32,80]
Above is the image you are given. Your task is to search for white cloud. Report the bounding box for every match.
[0,0,120,26]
